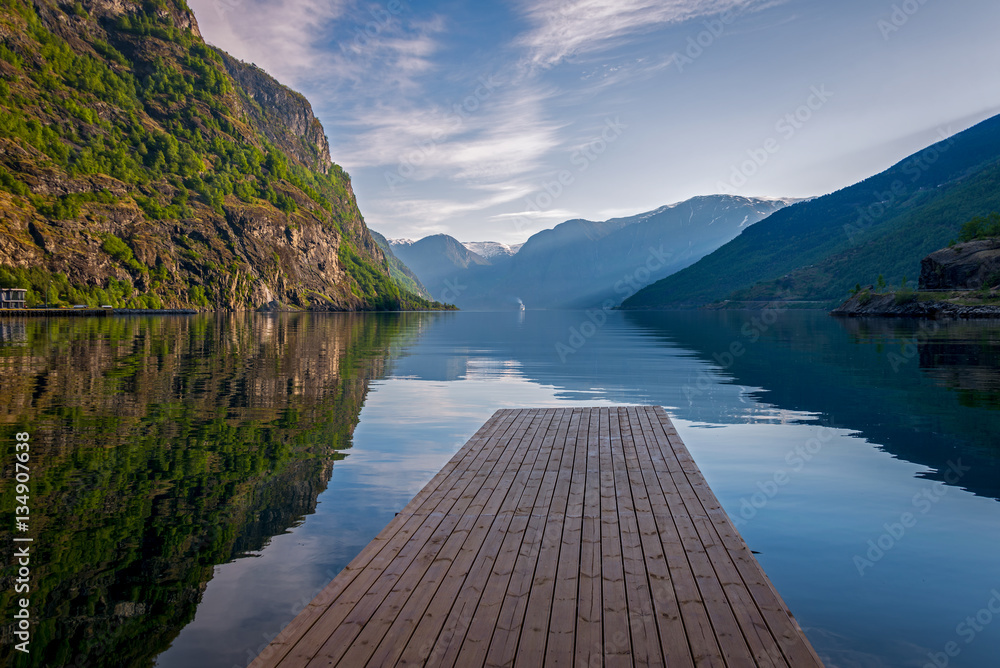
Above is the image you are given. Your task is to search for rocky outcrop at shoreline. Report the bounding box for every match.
[921,239,1000,290]
[831,293,1000,318]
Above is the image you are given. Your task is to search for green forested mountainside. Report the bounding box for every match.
[0,0,438,310]
[622,114,1000,308]
[368,229,434,301]
[958,212,1000,242]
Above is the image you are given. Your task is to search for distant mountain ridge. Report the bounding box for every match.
[385,195,798,309]
[623,114,1000,309]
[388,234,491,305]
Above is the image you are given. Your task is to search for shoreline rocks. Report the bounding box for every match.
[830,293,1000,318]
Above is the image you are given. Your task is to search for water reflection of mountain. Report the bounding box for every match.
[625,311,1000,502]
[387,311,1000,502]
[386,311,764,424]
[913,324,1000,411]
[0,313,415,668]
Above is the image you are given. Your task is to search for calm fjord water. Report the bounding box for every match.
[1,310,998,667]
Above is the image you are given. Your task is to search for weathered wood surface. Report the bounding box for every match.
[252,406,823,667]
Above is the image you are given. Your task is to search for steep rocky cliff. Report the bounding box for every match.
[0,0,435,310]
[831,238,1000,318]
[920,238,1000,290]
[217,52,332,175]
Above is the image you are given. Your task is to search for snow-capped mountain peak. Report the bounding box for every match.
[461,241,523,259]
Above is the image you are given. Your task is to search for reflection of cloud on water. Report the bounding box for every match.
[464,357,523,380]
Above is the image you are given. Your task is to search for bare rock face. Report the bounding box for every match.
[921,239,1000,290]
[218,53,333,174]
[82,0,202,36]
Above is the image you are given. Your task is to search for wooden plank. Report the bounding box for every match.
[574,408,604,667]
[396,409,555,668]
[483,409,574,667]
[250,410,516,668]
[544,408,589,666]
[600,408,632,667]
[252,407,824,668]
[610,408,661,668]
[452,409,563,666]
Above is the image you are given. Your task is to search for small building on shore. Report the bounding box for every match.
[0,288,27,309]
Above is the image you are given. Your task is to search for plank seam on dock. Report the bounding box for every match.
[252,406,823,668]
[364,408,538,666]
[630,406,715,666]
[422,408,558,667]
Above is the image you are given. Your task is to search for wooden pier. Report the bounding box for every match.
[252,406,823,667]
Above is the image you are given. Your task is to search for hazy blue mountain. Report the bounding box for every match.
[392,195,797,308]
[389,234,492,304]
[623,114,1000,309]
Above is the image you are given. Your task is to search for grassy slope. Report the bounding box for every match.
[368,229,433,300]
[622,114,1000,308]
[732,162,1000,303]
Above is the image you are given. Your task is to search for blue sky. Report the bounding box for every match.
[188,0,1000,244]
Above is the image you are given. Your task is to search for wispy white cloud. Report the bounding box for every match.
[376,182,540,226]
[336,85,565,186]
[331,15,448,96]
[190,0,349,82]
[190,0,789,240]
[190,0,445,99]
[514,0,778,69]
[491,208,580,222]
